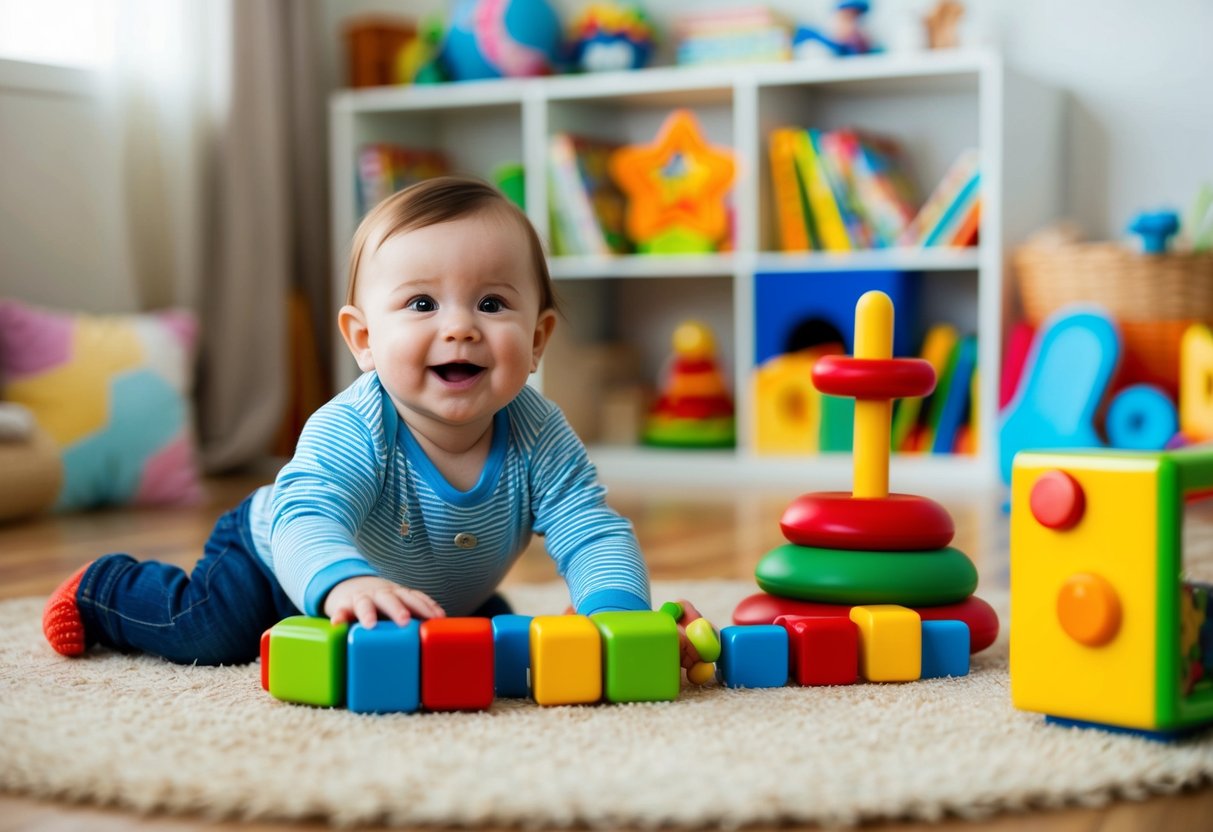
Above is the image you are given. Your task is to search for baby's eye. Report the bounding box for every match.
[405,296,437,312]
[478,296,505,313]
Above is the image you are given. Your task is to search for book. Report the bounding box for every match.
[547,133,610,256]
[569,135,631,254]
[927,334,978,454]
[948,197,981,247]
[922,170,980,246]
[891,323,958,452]
[793,129,851,251]
[900,148,979,246]
[812,129,870,248]
[845,130,919,246]
[769,128,812,251]
[356,144,450,215]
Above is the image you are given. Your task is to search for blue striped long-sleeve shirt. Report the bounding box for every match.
[248,372,651,618]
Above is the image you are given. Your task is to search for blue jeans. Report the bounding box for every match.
[76,494,514,666]
[76,495,299,666]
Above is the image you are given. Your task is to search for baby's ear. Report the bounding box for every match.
[530,309,557,372]
[338,305,375,372]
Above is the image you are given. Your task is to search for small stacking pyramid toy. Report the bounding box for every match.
[734,291,1000,668]
[643,321,736,448]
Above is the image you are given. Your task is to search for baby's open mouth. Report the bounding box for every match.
[431,363,485,383]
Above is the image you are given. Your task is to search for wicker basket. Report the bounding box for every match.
[1014,242,1213,389]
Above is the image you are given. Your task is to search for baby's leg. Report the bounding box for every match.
[70,499,296,665]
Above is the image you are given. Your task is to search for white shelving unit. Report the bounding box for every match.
[329,49,1061,494]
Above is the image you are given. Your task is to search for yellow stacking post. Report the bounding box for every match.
[852,291,893,498]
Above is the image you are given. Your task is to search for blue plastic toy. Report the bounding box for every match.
[1106,383,1180,450]
[920,620,970,679]
[347,621,421,714]
[718,625,789,688]
[491,614,533,698]
[441,0,563,81]
[999,308,1122,484]
[1128,210,1180,254]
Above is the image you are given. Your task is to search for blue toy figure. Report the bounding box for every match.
[1128,210,1180,254]
[794,0,876,59]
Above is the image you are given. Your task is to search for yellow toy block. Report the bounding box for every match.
[529,615,602,706]
[753,346,841,455]
[1010,449,1213,736]
[1180,323,1213,442]
[849,605,921,682]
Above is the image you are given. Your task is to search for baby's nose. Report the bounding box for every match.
[442,311,480,341]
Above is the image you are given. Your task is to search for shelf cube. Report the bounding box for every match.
[719,625,788,688]
[347,620,421,714]
[592,610,680,703]
[419,618,494,711]
[492,614,533,698]
[850,605,922,682]
[920,619,970,679]
[267,616,349,707]
[530,615,601,706]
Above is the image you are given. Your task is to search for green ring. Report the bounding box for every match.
[755,543,977,606]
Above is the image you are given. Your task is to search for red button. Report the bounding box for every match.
[1030,469,1085,530]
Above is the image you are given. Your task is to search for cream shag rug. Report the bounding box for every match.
[2,580,1211,828]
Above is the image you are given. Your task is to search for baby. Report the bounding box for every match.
[43,176,704,670]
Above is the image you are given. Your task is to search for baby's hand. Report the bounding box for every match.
[662,599,719,681]
[323,576,446,629]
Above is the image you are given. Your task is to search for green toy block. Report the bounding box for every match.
[268,616,349,707]
[591,610,680,703]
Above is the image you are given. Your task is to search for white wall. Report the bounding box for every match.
[324,0,1213,242]
[0,60,135,311]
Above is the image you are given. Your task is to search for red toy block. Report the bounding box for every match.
[812,356,936,400]
[776,615,858,686]
[780,492,954,550]
[260,628,271,692]
[733,592,999,653]
[420,618,494,711]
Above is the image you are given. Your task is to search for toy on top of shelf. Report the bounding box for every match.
[396,16,448,84]
[998,308,1121,484]
[739,290,996,673]
[441,0,563,82]
[643,321,736,448]
[609,109,737,254]
[1011,446,1213,738]
[673,7,792,67]
[793,0,877,60]
[1128,210,1181,254]
[344,16,416,88]
[568,3,654,73]
[923,0,965,50]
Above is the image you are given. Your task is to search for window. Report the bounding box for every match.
[0,0,115,68]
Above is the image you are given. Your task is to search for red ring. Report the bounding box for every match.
[812,356,936,399]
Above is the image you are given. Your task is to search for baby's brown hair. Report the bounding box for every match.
[345,176,557,313]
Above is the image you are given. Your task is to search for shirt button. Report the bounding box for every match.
[454,532,478,549]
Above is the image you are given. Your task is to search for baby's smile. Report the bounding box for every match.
[430,362,485,386]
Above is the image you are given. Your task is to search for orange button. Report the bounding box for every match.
[1056,573,1121,646]
[1030,469,1085,530]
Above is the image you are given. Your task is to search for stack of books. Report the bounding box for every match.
[356,143,449,215]
[546,132,631,256]
[768,128,980,251]
[673,7,792,66]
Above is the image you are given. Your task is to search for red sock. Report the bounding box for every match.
[42,562,92,656]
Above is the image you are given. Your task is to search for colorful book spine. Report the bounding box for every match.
[813,129,870,248]
[891,323,958,452]
[900,148,979,246]
[769,128,812,251]
[547,133,610,256]
[793,129,851,251]
[922,170,980,246]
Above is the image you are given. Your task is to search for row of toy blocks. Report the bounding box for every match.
[718,606,970,688]
[260,609,686,713]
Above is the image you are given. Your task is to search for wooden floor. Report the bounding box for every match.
[1,473,1210,831]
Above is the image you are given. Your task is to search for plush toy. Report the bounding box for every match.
[794,0,877,59]
[569,3,655,73]
[441,0,563,81]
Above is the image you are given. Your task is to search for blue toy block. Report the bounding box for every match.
[920,619,970,679]
[1106,384,1178,451]
[347,620,420,714]
[999,309,1121,484]
[719,625,789,688]
[492,614,533,698]
[754,271,919,365]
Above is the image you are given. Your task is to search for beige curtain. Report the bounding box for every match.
[115,0,331,472]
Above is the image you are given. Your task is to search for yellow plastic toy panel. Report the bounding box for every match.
[1010,452,1162,729]
[529,615,602,706]
[849,605,921,682]
[1180,324,1213,442]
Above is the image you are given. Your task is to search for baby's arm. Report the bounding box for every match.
[270,403,435,622]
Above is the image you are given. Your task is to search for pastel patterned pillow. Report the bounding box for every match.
[0,300,203,510]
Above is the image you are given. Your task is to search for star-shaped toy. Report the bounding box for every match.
[609,109,736,251]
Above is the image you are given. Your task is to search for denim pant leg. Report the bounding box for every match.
[76,495,299,666]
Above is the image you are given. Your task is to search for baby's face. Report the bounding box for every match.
[353,209,554,436]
